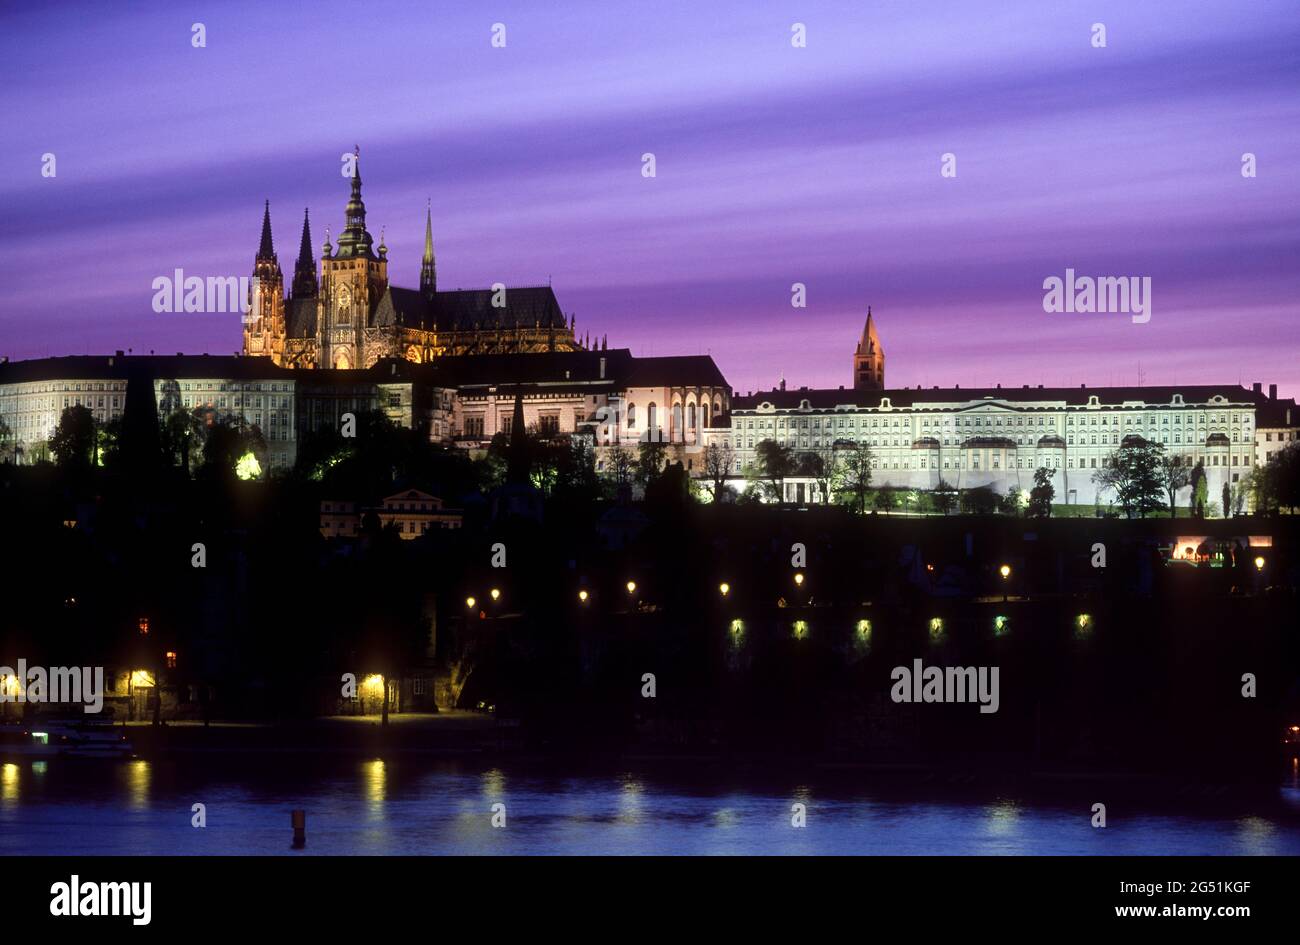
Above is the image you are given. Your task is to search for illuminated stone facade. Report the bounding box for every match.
[243,152,589,370]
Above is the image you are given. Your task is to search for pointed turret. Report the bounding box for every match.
[852,305,885,390]
[257,200,276,262]
[292,208,317,299]
[334,146,376,259]
[420,199,437,298]
[506,389,530,484]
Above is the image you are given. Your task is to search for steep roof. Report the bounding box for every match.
[624,355,729,388]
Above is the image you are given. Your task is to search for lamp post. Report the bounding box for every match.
[999,564,1011,602]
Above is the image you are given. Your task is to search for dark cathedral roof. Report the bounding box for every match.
[285,284,568,338]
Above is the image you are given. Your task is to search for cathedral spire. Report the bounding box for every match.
[292,208,317,299]
[420,198,437,297]
[334,145,375,258]
[257,200,275,261]
[853,305,885,390]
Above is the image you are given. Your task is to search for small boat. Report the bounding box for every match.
[0,718,133,758]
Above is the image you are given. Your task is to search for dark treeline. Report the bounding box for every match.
[1,396,1298,777]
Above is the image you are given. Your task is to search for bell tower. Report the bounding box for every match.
[318,147,387,369]
[853,306,885,390]
[244,200,286,361]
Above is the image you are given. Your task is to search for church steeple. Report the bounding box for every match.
[420,199,437,298]
[292,208,317,299]
[257,200,276,261]
[333,146,376,259]
[853,305,885,390]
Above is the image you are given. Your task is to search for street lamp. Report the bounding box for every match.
[626,581,637,594]
[465,596,476,610]
[719,582,730,597]
[1254,556,1265,572]
[578,589,589,603]
[999,564,1011,602]
[793,572,805,587]
[490,588,501,602]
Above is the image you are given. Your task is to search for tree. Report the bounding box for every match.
[1253,443,1300,513]
[872,484,897,514]
[0,416,14,463]
[1221,482,1232,519]
[1000,485,1024,516]
[932,478,958,516]
[753,439,796,504]
[960,485,999,515]
[1155,454,1190,518]
[48,405,97,469]
[833,441,873,513]
[1190,460,1208,518]
[635,440,667,489]
[702,441,735,501]
[1094,440,1165,518]
[1027,466,1055,518]
[162,408,204,473]
[603,441,636,496]
[796,450,835,505]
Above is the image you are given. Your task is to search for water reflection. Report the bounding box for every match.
[124,760,150,810]
[1,763,18,803]
[363,759,386,820]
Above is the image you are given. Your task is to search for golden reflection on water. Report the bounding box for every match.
[1,763,19,802]
[363,759,386,819]
[984,799,1022,835]
[125,760,150,809]
[617,774,643,824]
[480,767,506,800]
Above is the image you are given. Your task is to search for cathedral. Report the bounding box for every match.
[242,152,590,368]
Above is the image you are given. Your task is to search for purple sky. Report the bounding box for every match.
[2,0,1297,397]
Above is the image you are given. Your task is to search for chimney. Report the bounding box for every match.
[1269,384,1277,401]
[1252,382,1262,394]
[599,357,606,379]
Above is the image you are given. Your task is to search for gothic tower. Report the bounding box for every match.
[317,148,387,369]
[244,200,286,360]
[853,306,885,390]
[291,208,317,300]
[420,199,436,299]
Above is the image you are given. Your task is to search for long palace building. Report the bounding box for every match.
[710,311,1298,509]
[0,349,731,473]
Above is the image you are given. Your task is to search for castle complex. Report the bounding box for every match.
[243,151,588,369]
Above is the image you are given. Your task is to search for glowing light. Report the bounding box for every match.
[793,572,805,586]
[130,670,154,688]
[999,564,1011,579]
[929,617,944,639]
[138,616,149,635]
[1075,613,1093,634]
[490,588,500,601]
[363,674,384,691]
[578,589,589,602]
[626,581,637,594]
[465,596,476,609]
[994,615,1009,635]
[855,619,872,641]
[792,619,809,640]
[235,451,262,480]
[165,651,177,668]
[1254,556,1265,571]
[728,618,744,637]
[719,582,730,596]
